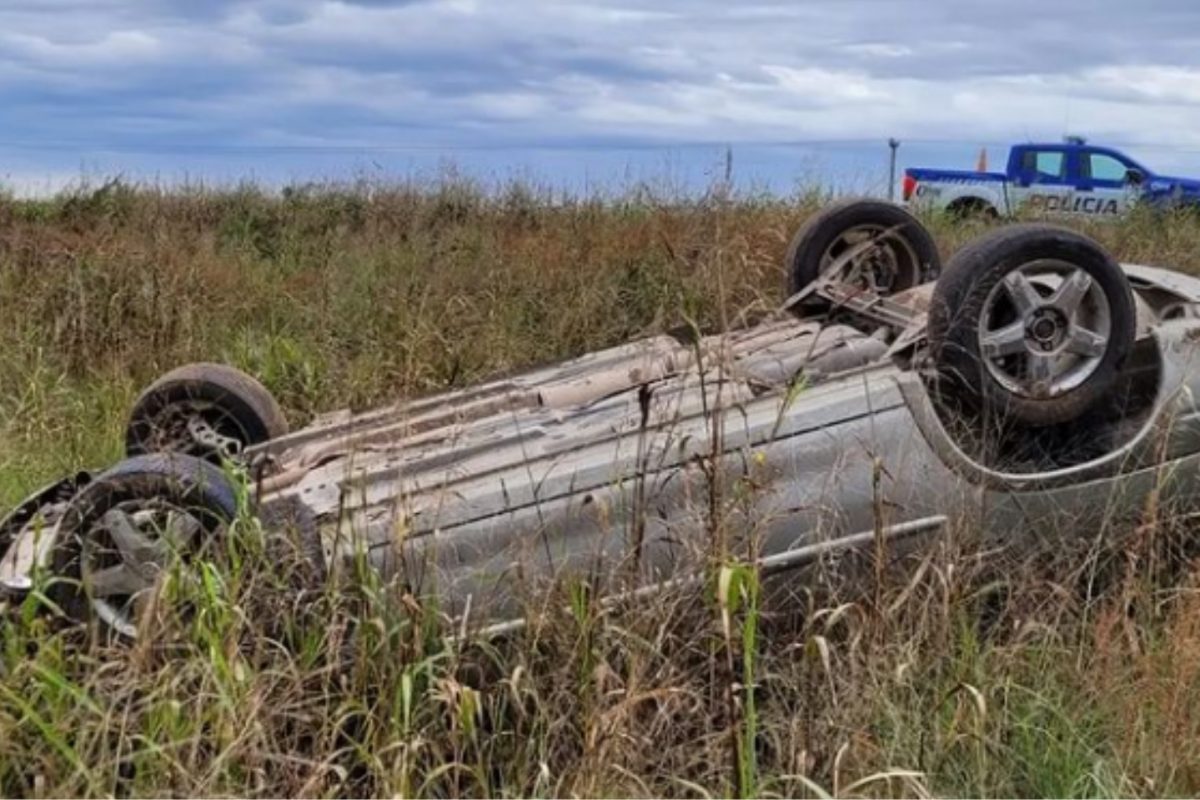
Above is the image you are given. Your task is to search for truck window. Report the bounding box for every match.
[1020,149,1066,181]
[1085,153,1129,183]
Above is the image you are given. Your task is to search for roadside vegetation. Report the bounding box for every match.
[3,177,1200,797]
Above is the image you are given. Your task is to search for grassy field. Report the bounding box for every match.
[4,179,1200,797]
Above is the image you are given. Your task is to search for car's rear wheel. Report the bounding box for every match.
[50,453,238,642]
[126,363,287,462]
[928,225,1136,426]
[946,197,998,221]
[785,199,941,300]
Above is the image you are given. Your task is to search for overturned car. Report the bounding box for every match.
[4,200,1200,640]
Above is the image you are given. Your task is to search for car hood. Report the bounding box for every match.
[1147,175,1200,195]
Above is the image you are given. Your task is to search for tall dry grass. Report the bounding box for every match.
[3,178,1200,796]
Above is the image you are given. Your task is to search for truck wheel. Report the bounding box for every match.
[50,454,238,641]
[785,199,940,298]
[126,363,288,462]
[947,197,998,221]
[928,225,1136,427]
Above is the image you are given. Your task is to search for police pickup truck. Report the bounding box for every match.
[904,141,1200,218]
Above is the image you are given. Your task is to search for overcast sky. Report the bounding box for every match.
[4,0,1200,193]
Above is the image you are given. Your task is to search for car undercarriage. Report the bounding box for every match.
[5,200,1200,641]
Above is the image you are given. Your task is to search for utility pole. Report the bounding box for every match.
[887,138,900,202]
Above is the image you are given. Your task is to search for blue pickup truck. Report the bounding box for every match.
[904,141,1200,218]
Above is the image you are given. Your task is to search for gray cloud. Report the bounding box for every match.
[2,0,1200,190]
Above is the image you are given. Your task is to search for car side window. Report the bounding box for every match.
[1087,153,1129,183]
[1034,151,1065,180]
[1020,149,1066,182]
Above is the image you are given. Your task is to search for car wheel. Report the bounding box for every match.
[50,453,238,641]
[928,225,1136,426]
[785,198,941,299]
[257,496,327,586]
[126,363,288,461]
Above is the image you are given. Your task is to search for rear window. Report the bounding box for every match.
[1021,149,1066,180]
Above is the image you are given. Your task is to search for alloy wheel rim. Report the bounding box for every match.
[976,259,1111,399]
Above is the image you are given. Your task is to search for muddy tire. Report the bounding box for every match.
[785,198,941,298]
[928,225,1136,427]
[126,363,287,461]
[50,453,238,641]
[257,496,327,586]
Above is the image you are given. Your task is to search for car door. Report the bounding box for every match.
[1077,150,1141,218]
[1009,147,1078,216]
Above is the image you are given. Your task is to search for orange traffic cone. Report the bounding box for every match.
[976,147,988,172]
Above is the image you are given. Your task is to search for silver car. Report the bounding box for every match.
[5,200,1200,639]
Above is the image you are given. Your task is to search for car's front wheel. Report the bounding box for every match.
[928,225,1136,426]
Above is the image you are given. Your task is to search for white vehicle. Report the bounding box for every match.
[904,141,1200,218]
